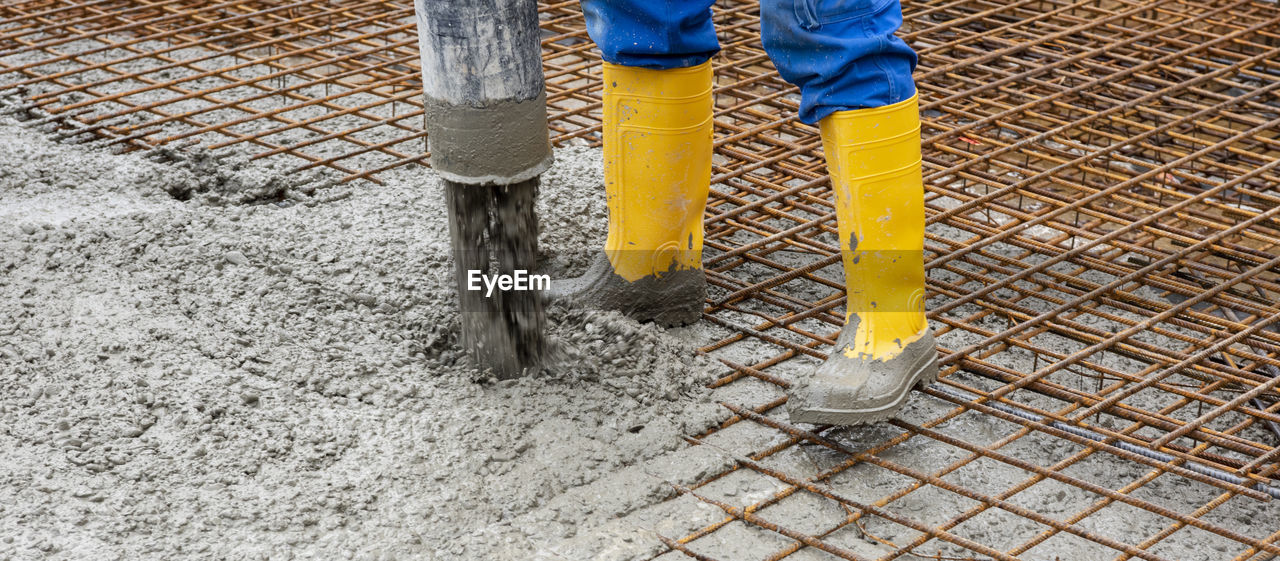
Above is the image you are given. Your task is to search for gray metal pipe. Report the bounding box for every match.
[415,0,553,185]
[415,0,550,378]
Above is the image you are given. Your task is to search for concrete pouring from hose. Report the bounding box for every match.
[414,0,553,378]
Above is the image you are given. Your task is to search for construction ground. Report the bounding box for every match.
[1,0,1280,560]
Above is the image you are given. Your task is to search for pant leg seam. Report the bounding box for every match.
[863,15,897,104]
[793,0,821,30]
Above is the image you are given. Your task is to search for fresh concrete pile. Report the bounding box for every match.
[0,109,727,560]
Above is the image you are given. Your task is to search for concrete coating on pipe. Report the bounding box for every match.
[424,94,553,186]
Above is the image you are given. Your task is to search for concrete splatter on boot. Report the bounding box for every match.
[788,93,940,425]
[549,252,705,327]
[789,318,939,425]
[549,61,713,327]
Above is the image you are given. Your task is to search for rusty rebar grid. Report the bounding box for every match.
[3,0,1280,559]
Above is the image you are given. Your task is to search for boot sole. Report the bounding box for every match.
[788,350,939,426]
[548,254,706,328]
[554,289,703,328]
[638,302,704,328]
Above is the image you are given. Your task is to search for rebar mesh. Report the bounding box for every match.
[3,0,1279,559]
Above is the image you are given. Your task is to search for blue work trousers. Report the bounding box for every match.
[581,0,917,124]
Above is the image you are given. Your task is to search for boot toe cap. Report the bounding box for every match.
[787,334,939,426]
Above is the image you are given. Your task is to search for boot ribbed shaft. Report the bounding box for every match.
[819,93,928,361]
[601,61,714,282]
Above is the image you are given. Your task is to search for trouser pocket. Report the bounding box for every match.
[794,0,893,30]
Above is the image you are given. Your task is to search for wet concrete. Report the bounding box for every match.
[0,115,724,560]
[445,178,545,378]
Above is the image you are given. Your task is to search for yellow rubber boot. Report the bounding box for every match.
[788,93,940,425]
[548,61,713,326]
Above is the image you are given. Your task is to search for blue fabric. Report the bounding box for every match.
[761,0,918,122]
[580,0,721,70]
[581,0,917,124]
